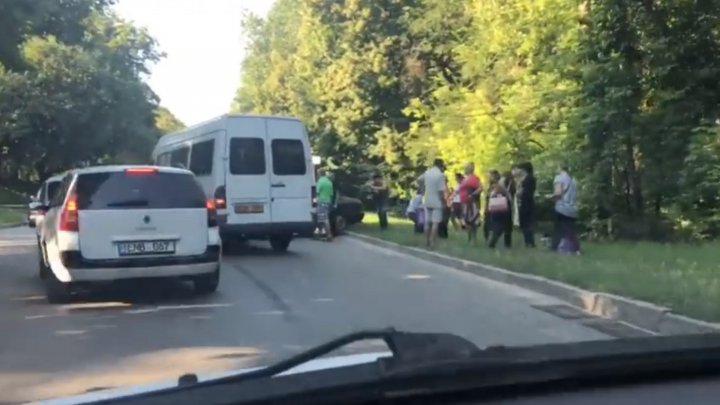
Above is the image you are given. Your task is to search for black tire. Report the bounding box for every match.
[37,243,50,280]
[194,266,220,295]
[45,272,72,304]
[334,215,347,235]
[269,236,291,252]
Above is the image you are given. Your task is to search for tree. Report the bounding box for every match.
[0,1,162,183]
[155,107,185,135]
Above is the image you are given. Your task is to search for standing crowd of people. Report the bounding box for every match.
[407,159,580,254]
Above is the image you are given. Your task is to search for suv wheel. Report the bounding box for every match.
[45,272,72,304]
[194,266,220,295]
[269,236,291,252]
[334,215,347,235]
[37,243,48,280]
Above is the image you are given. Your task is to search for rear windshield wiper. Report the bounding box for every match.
[106,199,150,208]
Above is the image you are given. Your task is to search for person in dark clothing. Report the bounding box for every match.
[483,169,501,241]
[438,176,451,239]
[500,170,516,248]
[369,173,389,230]
[516,162,536,247]
[487,180,512,248]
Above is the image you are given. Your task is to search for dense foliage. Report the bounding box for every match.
[0,0,181,189]
[233,0,720,240]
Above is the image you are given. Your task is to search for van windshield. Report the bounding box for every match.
[75,171,206,210]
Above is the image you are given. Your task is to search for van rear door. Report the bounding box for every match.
[225,117,271,225]
[267,118,313,224]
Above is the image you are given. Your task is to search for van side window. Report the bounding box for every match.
[229,138,265,175]
[170,146,189,169]
[190,140,214,176]
[271,139,306,175]
[155,152,169,166]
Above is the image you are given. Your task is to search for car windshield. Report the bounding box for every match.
[2,0,720,403]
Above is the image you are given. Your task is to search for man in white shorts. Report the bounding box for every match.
[418,158,446,249]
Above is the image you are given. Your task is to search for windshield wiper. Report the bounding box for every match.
[177,328,481,387]
[106,199,150,208]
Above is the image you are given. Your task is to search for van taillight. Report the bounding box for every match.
[311,185,317,207]
[213,186,226,210]
[59,192,79,232]
[206,199,218,227]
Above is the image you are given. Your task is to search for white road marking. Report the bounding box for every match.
[55,330,86,336]
[124,303,233,315]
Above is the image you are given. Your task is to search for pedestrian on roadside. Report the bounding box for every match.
[483,169,501,241]
[406,189,424,234]
[500,169,516,247]
[417,158,446,249]
[449,173,464,231]
[516,162,536,247]
[551,164,580,254]
[438,176,452,239]
[369,173,389,230]
[459,163,482,243]
[487,180,512,248]
[315,169,334,241]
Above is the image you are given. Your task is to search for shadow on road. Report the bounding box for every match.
[68,278,208,306]
[222,240,300,258]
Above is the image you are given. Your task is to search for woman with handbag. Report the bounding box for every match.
[487,180,512,248]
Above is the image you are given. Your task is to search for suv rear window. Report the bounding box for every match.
[75,171,206,210]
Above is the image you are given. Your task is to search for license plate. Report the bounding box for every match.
[234,204,264,214]
[117,240,175,256]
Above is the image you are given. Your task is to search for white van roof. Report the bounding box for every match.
[153,113,304,154]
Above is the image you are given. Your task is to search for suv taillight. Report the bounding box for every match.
[213,186,226,210]
[59,192,79,232]
[206,199,218,227]
[311,185,317,207]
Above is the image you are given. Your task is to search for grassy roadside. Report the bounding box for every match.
[0,186,29,205]
[0,208,25,225]
[353,214,720,323]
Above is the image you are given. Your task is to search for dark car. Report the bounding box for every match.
[330,195,364,234]
[313,194,364,236]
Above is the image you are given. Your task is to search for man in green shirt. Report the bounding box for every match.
[316,169,334,241]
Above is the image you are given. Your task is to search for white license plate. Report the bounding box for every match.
[117,240,175,256]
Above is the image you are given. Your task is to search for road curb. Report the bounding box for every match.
[348,231,720,335]
[0,222,25,230]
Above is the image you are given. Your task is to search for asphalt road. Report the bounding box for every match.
[0,226,609,403]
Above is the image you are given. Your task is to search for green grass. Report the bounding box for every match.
[0,208,24,225]
[353,214,720,323]
[0,186,29,205]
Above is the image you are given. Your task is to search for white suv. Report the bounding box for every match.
[37,165,222,303]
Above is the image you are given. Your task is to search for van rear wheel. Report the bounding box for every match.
[269,236,291,252]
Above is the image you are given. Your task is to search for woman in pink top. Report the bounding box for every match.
[459,163,482,243]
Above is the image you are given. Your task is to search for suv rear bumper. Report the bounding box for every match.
[61,246,220,269]
[220,221,314,239]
